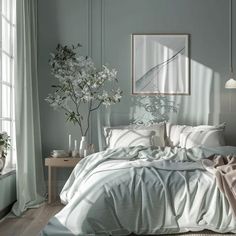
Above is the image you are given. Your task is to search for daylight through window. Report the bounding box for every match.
[0,0,16,168]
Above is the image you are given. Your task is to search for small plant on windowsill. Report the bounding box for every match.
[45,44,122,156]
[0,132,10,158]
[0,132,10,171]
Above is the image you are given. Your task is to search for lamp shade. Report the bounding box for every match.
[225,78,236,89]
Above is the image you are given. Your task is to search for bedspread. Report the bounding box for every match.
[41,146,236,236]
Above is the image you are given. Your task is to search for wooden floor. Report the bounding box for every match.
[0,201,63,236]
[0,202,235,236]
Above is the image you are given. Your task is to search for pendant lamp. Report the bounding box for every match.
[225,0,236,89]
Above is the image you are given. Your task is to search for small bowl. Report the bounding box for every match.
[51,150,67,158]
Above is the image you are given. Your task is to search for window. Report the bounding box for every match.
[0,0,16,169]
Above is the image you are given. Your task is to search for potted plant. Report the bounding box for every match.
[46,44,122,156]
[0,132,10,171]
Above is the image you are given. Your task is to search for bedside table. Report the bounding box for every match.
[45,157,81,203]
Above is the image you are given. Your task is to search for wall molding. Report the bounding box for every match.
[88,0,92,143]
[0,202,15,219]
[88,0,92,57]
[101,0,105,65]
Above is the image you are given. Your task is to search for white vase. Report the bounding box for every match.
[72,139,79,158]
[0,153,5,171]
[79,136,87,158]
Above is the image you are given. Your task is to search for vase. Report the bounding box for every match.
[72,150,80,158]
[79,136,87,158]
[0,150,5,171]
[0,158,5,171]
[72,139,79,158]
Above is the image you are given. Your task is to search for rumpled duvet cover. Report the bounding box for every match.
[41,146,236,236]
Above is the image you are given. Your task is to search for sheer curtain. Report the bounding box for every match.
[0,0,16,170]
[12,0,46,216]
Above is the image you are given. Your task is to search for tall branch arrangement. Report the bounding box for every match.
[46,44,122,136]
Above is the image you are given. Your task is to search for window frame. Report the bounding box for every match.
[0,0,16,168]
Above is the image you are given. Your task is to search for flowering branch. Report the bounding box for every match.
[45,44,122,136]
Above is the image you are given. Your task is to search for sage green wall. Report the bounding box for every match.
[0,172,16,217]
[38,0,236,164]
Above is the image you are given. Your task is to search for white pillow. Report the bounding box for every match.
[106,129,155,149]
[191,123,226,132]
[104,123,166,148]
[179,129,226,149]
[166,122,226,147]
[166,123,192,147]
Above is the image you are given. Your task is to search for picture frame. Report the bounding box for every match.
[132,33,190,95]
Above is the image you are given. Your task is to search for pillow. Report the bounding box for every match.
[179,129,226,149]
[166,123,192,147]
[106,129,155,149]
[191,123,226,132]
[166,122,226,147]
[104,123,166,148]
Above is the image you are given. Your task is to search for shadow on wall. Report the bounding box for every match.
[132,37,221,126]
[94,57,224,149]
[130,96,178,125]
[173,59,221,126]
[99,58,221,126]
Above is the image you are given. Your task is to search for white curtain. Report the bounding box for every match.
[12,0,46,216]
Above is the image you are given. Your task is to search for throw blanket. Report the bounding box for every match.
[202,155,236,217]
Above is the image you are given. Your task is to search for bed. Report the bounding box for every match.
[41,123,236,236]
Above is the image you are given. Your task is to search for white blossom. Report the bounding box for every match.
[102,100,112,107]
[46,43,123,136]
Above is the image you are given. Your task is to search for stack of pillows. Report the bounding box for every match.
[104,122,226,149]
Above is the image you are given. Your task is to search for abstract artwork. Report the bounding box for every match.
[132,34,190,95]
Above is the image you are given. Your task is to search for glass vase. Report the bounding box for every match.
[79,136,87,158]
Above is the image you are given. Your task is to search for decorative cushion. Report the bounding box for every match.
[106,129,155,149]
[179,129,226,149]
[104,123,166,148]
[166,122,226,147]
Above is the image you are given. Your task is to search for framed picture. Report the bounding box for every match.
[132,33,190,95]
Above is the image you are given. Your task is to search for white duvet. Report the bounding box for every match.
[42,146,236,235]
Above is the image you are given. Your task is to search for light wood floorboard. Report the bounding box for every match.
[0,201,63,236]
[0,202,235,236]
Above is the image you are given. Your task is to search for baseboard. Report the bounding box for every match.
[0,202,15,219]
